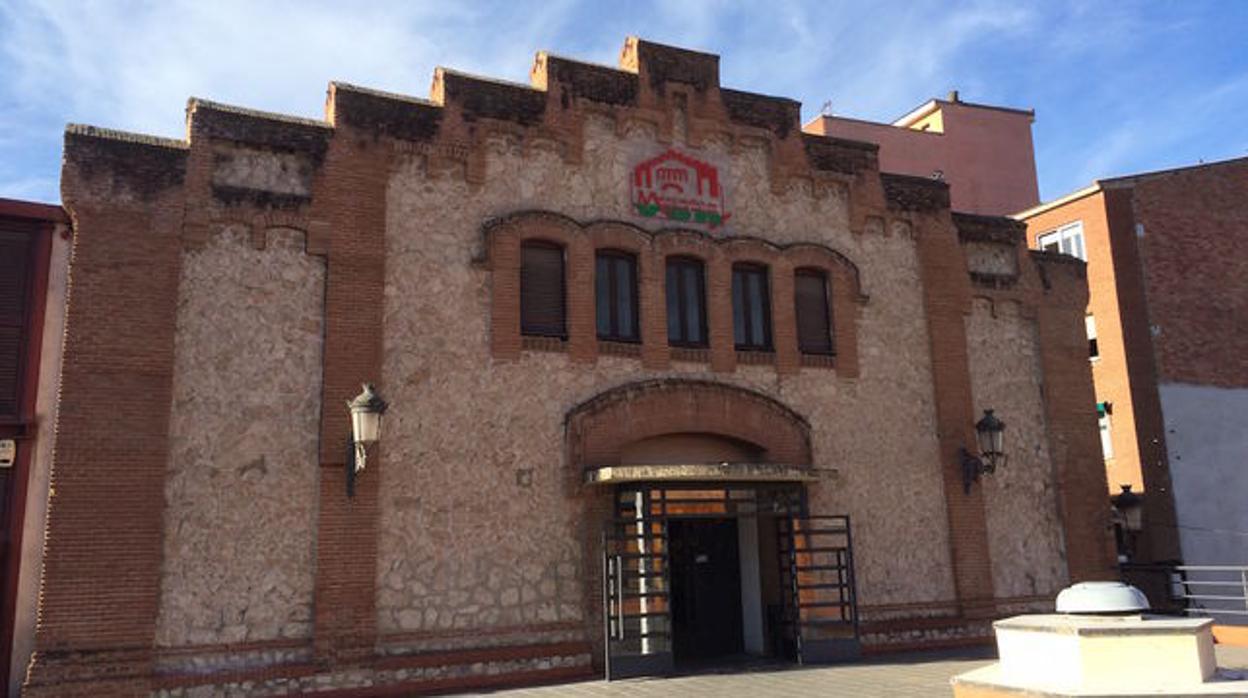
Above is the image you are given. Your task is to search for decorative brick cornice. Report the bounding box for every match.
[952,211,1026,245]
[187,99,332,165]
[330,83,444,141]
[802,133,879,175]
[66,37,899,206]
[63,125,188,203]
[881,172,951,212]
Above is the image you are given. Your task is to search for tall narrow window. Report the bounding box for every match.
[520,241,565,337]
[596,250,639,342]
[794,269,833,355]
[665,257,707,347]
[1086,315,1099,360]
[732,263,772,350]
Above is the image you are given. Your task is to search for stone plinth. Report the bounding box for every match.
[952,614,1248,697]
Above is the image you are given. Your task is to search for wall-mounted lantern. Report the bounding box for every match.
[1110,483,1144,562]
[960,409,1006,494]
[346,383,388,497]
[1111,484,1144,532]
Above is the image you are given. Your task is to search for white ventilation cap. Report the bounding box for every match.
[1055,581,1150,614]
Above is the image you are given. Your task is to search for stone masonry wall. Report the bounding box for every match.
[376,114,957,640]
[966,297,1068,598]
[156,226,325,646]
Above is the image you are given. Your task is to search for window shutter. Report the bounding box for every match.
[0,231,32,416]
[521,242,566,337]
[795,270,833,355]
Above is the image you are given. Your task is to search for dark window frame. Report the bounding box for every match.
[595,249,640,343]
[665,256,708,348]
[732,262,773,351]
[520,239,567,339]
[794,267,835,356]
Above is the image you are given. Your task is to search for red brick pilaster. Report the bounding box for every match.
[312,127,390,660]
[770,258,800,375]
[706,252,736,373]
[913,210,996,615]
[489,233,523,360]
[26,130,189,696]
[638,246,669,370]
[566,236,596,363]
[830,265,861,378]
[1033,254,1117,581]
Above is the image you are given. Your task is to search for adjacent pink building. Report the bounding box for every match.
[805,91,1040,216]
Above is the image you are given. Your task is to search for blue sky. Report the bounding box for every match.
[2,1,1247,206]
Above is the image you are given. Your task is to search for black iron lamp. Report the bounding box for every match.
[346,383,388,497]
[1110,484,1144,562]
[960,409,1006,494]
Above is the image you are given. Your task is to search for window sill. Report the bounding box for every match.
[598,340,642,358]
[522,335,567,353]
[800,353,837,370]
[736,350,776,365]
[670,346,710,364]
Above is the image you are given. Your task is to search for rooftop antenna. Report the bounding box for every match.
[820,100,834,117]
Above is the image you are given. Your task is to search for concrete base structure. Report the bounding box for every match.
[952,614,1248,697]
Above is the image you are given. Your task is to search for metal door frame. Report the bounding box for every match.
[777,514,860,663]
[603,489,673,680]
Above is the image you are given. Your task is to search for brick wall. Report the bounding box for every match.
[1128,158,1248,388]
[26,129,188,696]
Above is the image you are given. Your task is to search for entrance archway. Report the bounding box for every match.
[566,379,812,472]
[568,381,857,679]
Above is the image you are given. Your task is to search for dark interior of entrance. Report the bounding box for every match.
[669,518,744,662]
[603,482,859,680]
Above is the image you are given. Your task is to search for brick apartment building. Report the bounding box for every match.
[12,38,1115,695]
[1018,157,1248,582]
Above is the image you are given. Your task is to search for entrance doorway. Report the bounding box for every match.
[669,518,743,662]
[602,483,859,680]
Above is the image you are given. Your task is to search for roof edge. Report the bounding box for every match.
[1012,183,1102,220]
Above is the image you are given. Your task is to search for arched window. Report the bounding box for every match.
[732,263,771,350]
[794,268,833,355]
[665,256,707,347]
[520,240,566,337]
[595,249,639,342]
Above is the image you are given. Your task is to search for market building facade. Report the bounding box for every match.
[20,38,1114,695]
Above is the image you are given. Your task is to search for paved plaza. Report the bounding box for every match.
[476,645,1248,697]
[479,648,995,697]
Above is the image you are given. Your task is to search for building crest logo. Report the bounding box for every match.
[631,149,731,229]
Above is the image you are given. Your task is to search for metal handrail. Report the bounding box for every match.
[1173,565,1248,619]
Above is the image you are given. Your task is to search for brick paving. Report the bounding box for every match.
[477,645,1248,697]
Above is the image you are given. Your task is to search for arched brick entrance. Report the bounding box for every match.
[565,379,812,470]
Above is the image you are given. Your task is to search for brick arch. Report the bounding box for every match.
[786,243,866,301]
[584,221,650,253]
[566,378,812,469]
[720,237,783,266]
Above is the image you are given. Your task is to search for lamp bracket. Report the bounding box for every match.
[960,447,986,494]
